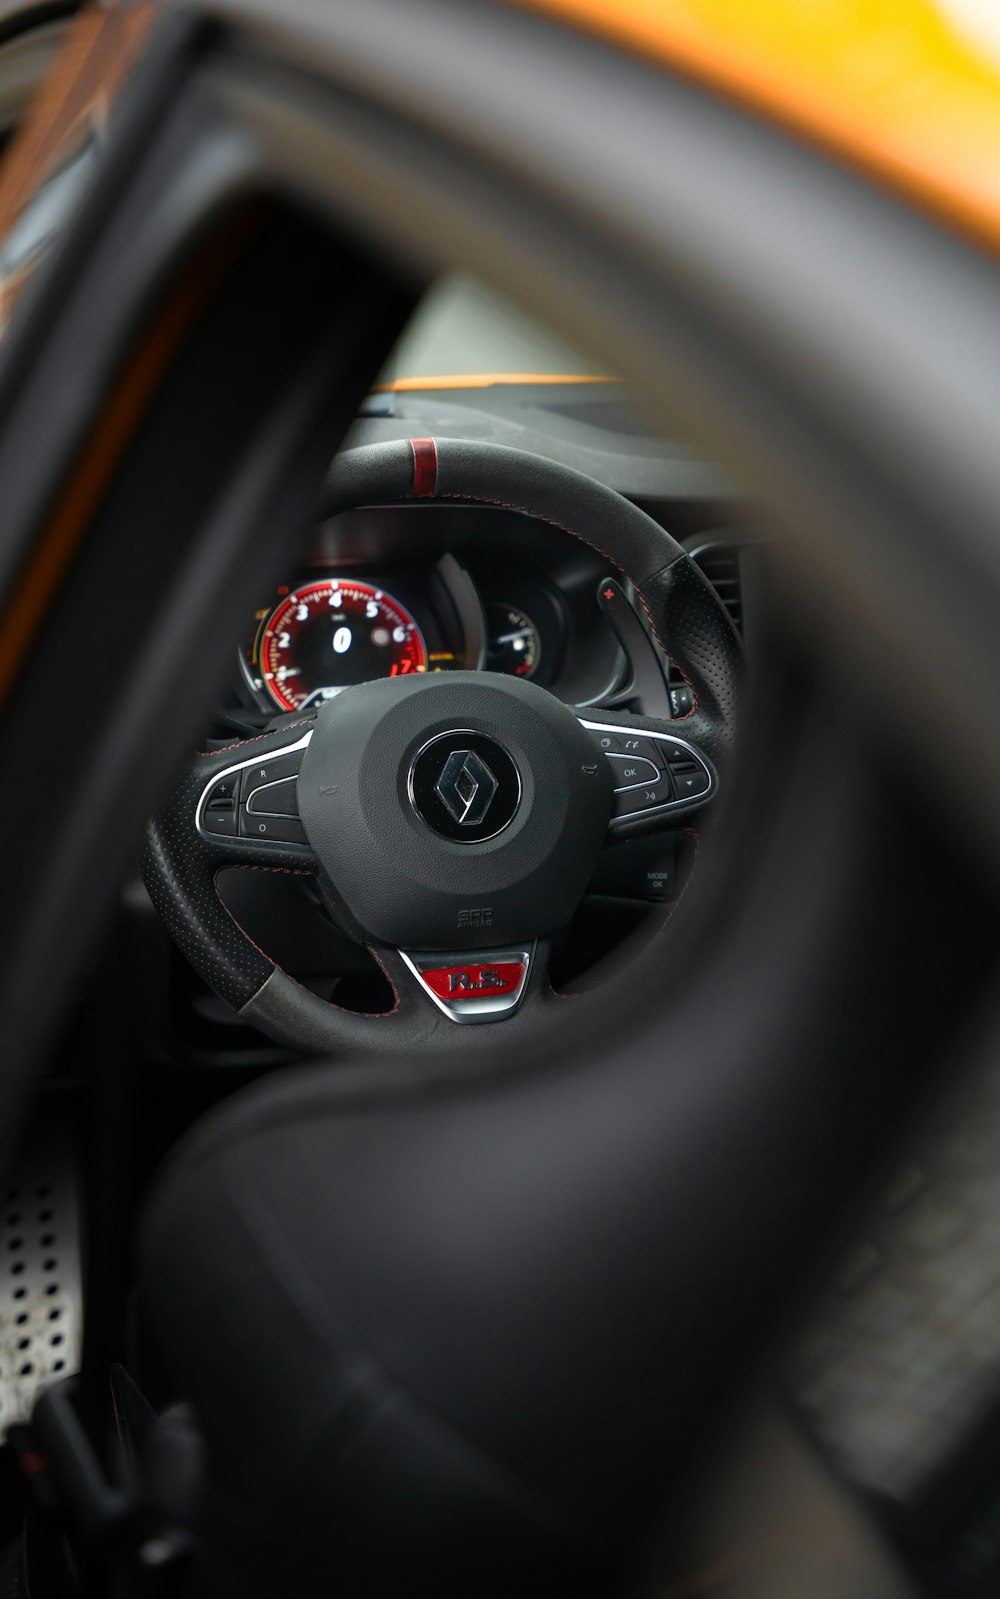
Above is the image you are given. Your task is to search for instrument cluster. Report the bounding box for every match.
[237,504,626,716]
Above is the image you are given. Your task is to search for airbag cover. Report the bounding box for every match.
[297,673,613,949]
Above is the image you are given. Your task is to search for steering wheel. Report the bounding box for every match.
[141,439,742,1055]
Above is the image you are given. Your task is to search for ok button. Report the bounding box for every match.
[605,753,660,792]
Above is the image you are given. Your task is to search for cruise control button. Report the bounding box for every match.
[672,765,711,799]
[239,749,304,800]
[238,811,307,845]
[202,802,237,837]
[606,753,660,791]
[614,778,674,816]
[206,776,238,803]
[246,776,299,817]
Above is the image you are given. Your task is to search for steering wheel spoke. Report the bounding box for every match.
[194,724,317,865]
[140,724,321,1025]
[577,711,717,834]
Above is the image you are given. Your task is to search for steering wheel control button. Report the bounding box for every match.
[399,944,534,1023]
[246,776,299,817]
[578,718,716,825]
[203,776,239,837]
[203,810,238,837]
[586,729,658,762]
[203,786,238,836]
[238,812,307,844]
[616,734,658,761]
[590,731,624,753]
[671,765,711,799]
[238,749,305,798]
[606,753,660,791]
[408,730,521,844]
[196,729,315,849]
[614,779,675,817]
[207,776,238,803]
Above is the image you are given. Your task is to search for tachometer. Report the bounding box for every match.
[258,580,428,711]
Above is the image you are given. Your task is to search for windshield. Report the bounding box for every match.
[378,272,614,389]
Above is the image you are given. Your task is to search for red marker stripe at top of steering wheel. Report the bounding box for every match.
[410,437,438,497]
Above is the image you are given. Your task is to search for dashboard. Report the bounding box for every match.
[233,504,628,717]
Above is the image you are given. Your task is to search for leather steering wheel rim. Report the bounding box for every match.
[141,438,743,1056]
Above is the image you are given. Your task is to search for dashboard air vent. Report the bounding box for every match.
[691,541,743,636]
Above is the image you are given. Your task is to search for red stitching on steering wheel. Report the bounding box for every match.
[200,718,315,758]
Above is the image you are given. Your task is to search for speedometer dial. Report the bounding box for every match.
[486,603,541,679]
[259,580,428,711]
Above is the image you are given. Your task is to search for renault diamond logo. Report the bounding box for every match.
[435,749,498,826]
[409,730,521,843]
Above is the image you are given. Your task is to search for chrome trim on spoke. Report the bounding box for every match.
[577,717,716,823]
[399,943,535,1023]
[194,728,314,843]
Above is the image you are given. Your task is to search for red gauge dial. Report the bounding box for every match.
[258,580,428,711]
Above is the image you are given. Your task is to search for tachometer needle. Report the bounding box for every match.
[299,685,344,709]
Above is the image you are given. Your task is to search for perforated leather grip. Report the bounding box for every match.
[141,723,318,1010]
